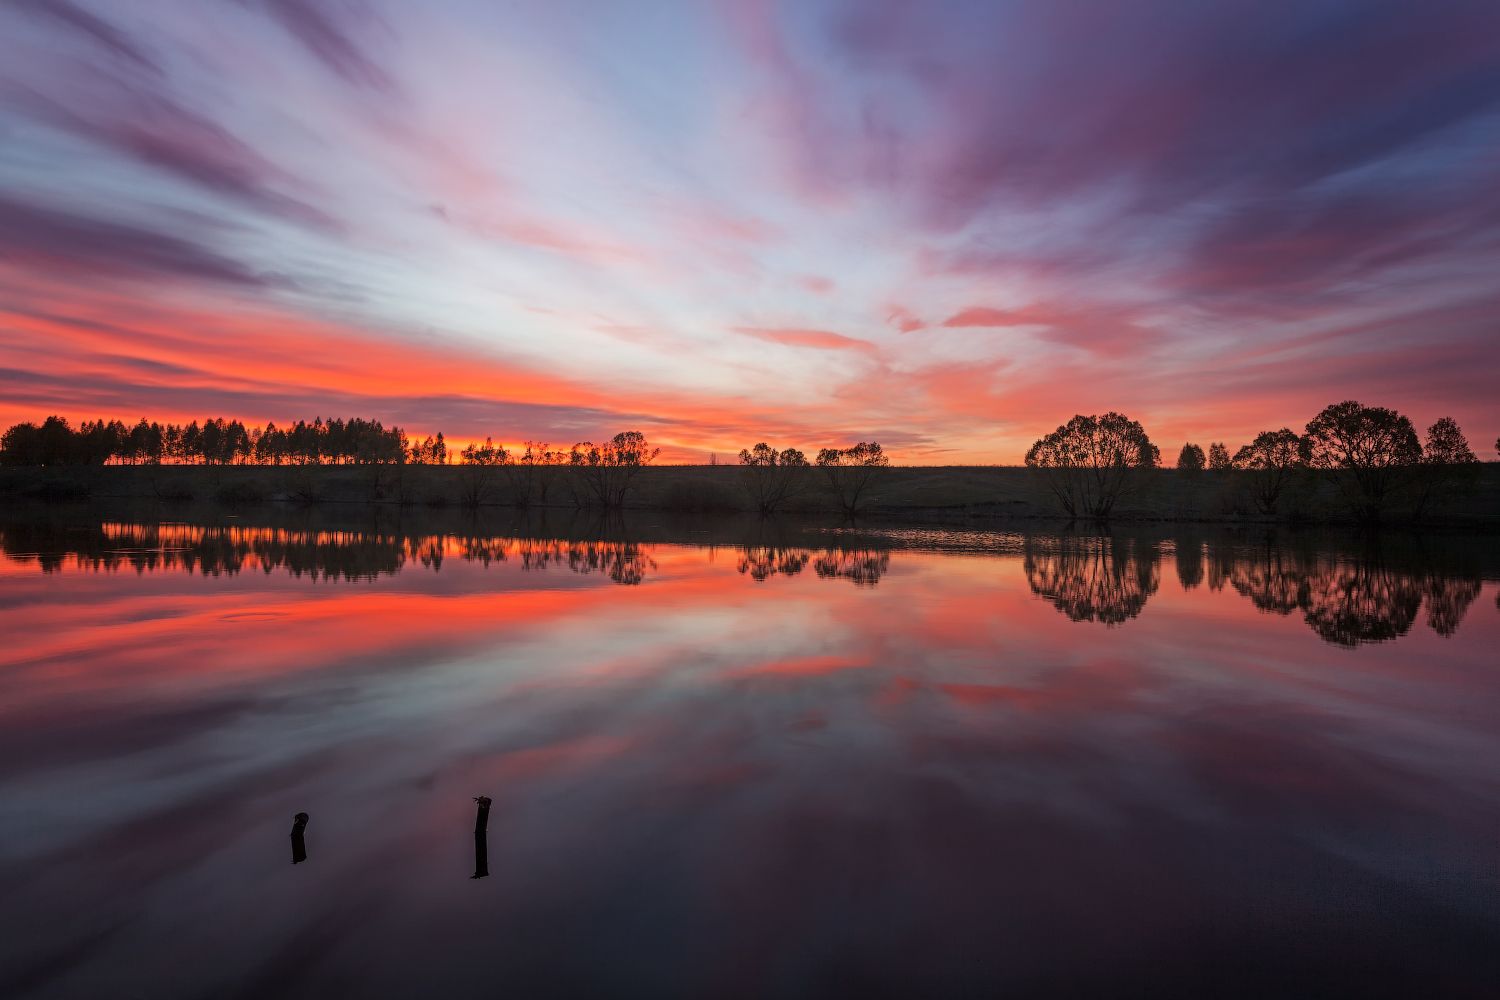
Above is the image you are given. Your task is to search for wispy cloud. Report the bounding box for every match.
[13,0,160,74]
[252,0,395,94]
[0,195,275,287]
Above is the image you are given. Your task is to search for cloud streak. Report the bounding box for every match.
[0,195,275,287]
[732,326,877,354]
[253,0,395,94]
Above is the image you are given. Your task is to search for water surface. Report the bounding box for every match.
[2,505,1497,998]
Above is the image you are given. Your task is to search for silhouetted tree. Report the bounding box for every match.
[1304,400,1422,521]
[163,422,185,462]
[569,431,660,508]
[199,418,225,463]
[1413,416,1480,519]
[254,422,283,464]
[458,437,508,507]
[42,415,81,463]
[0,421,44,465]
[408,433,448,465]
[502,441,565,507]
[1177,443,1205,473]
[1232,428,1307,514]
[739,442,811,514]
[1207,442,1232,471]
[815,441,888,515]
[73,419,124,464]
[125,419,164,464]
[1024,413,1158,518]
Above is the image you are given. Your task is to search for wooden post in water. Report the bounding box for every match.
[290,812,309,865]
[472,796,491,879]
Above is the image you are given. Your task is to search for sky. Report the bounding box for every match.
[1,0,1498,463]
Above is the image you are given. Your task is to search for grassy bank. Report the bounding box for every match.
[2,463,1496,527]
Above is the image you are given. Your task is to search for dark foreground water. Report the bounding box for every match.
[1,504,1497,999]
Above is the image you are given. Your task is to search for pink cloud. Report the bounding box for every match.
[941,303,1155,358]
[943,306,1016,328]
[732,326,877,353]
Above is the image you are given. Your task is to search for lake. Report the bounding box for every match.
[1,504,1497,998]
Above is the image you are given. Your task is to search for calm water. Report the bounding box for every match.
[1,505,1498,999]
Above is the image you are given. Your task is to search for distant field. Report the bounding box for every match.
[2,463,1496,527]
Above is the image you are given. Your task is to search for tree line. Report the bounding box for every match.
[2,403,1490,520]
[0,414,901,513]
[0,415,431,467]
[1025,400,1487,521]
[445,433,892,512]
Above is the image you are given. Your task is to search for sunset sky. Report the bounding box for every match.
[2,0,1497,462]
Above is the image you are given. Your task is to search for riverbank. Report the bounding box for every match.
[2,463,1496,527]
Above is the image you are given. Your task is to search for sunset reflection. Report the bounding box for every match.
[1,512,1492,649]
[1,506,1497,996]
[1217,539,1486,647]
[1023,532,1160,625]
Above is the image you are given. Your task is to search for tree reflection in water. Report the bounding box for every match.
[1221,538,1484,647]
[0,520,661,586]
[1422,575,1483,637]
[0,521,416,580]
[812,549,890,586]
[1024,532,1161,625]
[1224,547,1307,615]
[511,538,657,585]
[736,547,811,581]
[1298,561,1424,646]
[0,509,1489,645]
[1174,532,1206,590]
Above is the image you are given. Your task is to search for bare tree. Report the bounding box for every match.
[570,431,660,508]
[736,546,811,581]
[738,442,811,514]
[815,441,889,516]
[502,440,564,507]
[813,547,891,586]
[458,438,508,507]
